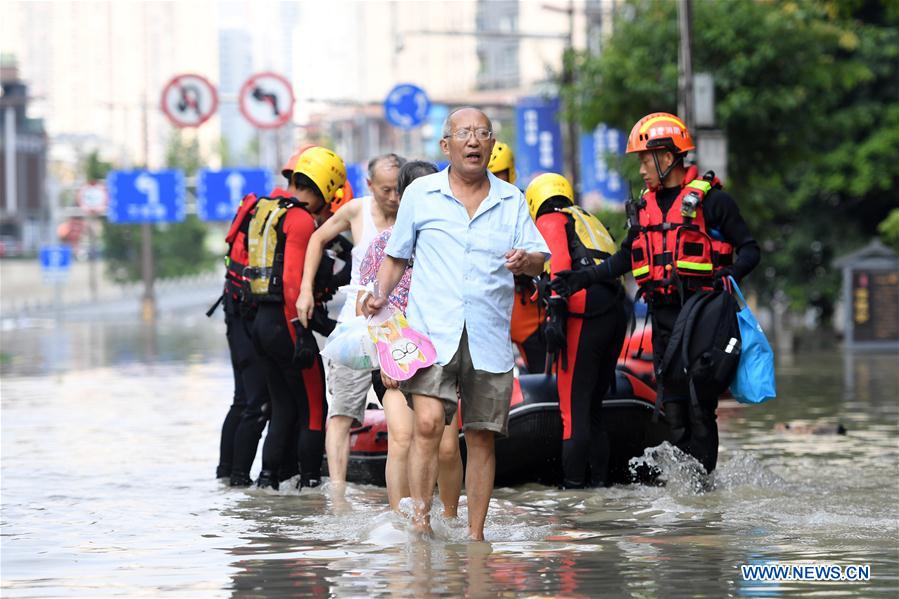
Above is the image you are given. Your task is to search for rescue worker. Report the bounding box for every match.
[489,142,547,373]
[245,146,347,489]
[215,149,310,486]
[525,173,627,487]
[550,112,760,473]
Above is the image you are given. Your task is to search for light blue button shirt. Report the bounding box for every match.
[385,168,550,373]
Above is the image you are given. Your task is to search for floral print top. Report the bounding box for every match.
[358,227,412,312]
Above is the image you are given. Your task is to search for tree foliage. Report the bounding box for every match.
[101,132,217,283]
[563,0,899,320]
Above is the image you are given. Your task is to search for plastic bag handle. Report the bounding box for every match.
[728,275,748,310]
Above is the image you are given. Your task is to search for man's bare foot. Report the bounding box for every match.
[467,529,485,541]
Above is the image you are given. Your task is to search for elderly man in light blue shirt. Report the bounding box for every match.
[363,107,549,540]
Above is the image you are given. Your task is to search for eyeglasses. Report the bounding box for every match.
[391,341,419,362]
[444,128,493,141]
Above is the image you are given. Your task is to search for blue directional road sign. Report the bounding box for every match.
[384,83,430,130]
[515,96,563,187]
[580,123,628,205]
[40,244,72,282]
[197,168,271,221]
[107,170,186,224]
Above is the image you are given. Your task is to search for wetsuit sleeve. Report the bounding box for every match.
[588,227,635,282]
[705,189,761,281]
[536,212,572,277]
[281,209,317,322]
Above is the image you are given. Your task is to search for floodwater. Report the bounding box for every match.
[1,309,898,597]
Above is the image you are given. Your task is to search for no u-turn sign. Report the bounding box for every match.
[161,74,218,128]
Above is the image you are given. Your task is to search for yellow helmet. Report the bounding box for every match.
[293,146,347,203]
[525,173,574,220]
[487,141,516,184]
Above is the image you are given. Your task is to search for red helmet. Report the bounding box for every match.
[281,144,316,181]
[626,112,695,154]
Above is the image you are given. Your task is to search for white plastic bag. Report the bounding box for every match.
[320,315,380,370]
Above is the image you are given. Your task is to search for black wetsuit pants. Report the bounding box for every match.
[652,303,720,473]
[217,303,285,483]
[252,302,327,486]
[559,294,628,488]
[517,329,549,374]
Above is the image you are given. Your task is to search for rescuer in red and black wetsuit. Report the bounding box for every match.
[526,173,627,488]
[550,112,760,473]
[244,147,347,490]
[215,148,318,487]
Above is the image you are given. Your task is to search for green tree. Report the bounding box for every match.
[101,131,218,282]
[563,0,899,321]
[878,208,899,251]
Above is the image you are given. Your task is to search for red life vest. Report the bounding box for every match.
[629,166,733,298]
[223,187,293,304]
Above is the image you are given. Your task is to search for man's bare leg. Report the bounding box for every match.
[325,415,353,496]
[437,422,462,518]
[463,429,495,541]
[382,389,414,510]
[407,394,446,535]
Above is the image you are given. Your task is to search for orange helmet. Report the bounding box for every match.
[330,180,354,212]
[281,144,317,181]
[626,112,694,154]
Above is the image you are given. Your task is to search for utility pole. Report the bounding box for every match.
[677,0,695,132]
[140,92,156,322]
[543,1,580,194]
[140,2,156,322]
[564,0,579,194]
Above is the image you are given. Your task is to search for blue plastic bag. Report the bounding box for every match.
[729,277,776,404]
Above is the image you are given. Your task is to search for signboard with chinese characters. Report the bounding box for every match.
[852,270,899,343]
[515,96,563,186]
[580,123,628,209]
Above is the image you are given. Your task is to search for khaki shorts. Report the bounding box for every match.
[400,327,513,436]
[327,360,385,426]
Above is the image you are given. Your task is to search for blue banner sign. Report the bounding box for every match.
[515,96,563,187]
[580,123,628,206]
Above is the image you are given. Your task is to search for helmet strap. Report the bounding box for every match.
[652,150,682,189]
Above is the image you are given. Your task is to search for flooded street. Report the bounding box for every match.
[1,310,897,597]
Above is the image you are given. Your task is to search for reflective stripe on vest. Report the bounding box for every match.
[676,260,713,272]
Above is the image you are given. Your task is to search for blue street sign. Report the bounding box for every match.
[384,83,430,130]
[346,163,368,200]
[580,123,629,205]
[426,103,449,141]
[107,170,186,224]
[197,168,271,221]
[515,96,563,187]
[40,244,72,281]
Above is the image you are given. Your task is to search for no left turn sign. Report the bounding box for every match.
[239,72,295,129]
[161,73,218,128]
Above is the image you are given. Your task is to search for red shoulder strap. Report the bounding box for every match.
[225,193,258,245]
